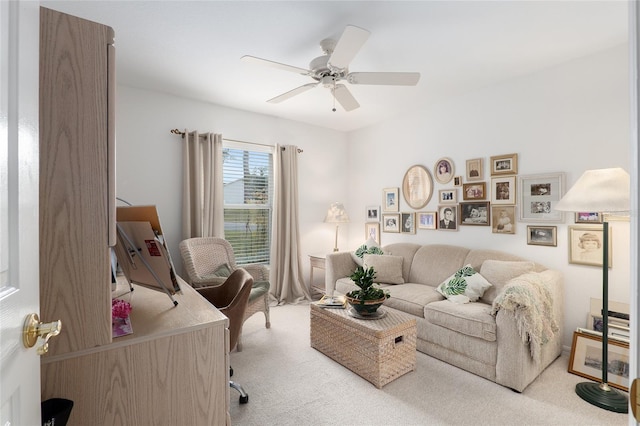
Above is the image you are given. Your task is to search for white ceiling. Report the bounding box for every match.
[41,1,628,132]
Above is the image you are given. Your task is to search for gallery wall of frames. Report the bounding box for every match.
[364,154,610,268]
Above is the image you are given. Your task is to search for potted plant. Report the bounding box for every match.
[345,266,390,316]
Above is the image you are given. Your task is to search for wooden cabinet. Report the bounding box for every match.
[39,6,115,356]
[39,8,229,424]
[309,254,327,295]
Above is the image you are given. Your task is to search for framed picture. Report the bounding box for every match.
[453,176,462,187]
[569,225,612,267]
[438,189,457,204]
[568,330,629,392]
[382,187,399,212]
[401,212,416,234]
[366,205,380,222]
[437,205,458,231]
[462,182,486,200]
[434,157,455,184]
[417,211,437,230]
[575,212,603,224]
[459,201,490,226]
[466,158,483,181]
[402,165,433,210]
[491,176,516,205]
[518,173,565,222]
[491,206,515,234]
[365,222,381,245]
[526,225,557,246]
[382,213,400,233]
[490,153,518,176]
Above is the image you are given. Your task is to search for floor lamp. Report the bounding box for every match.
[555,167,630,413]
[324,202,349,252]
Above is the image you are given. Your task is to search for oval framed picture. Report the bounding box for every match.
[402,165,433,210]
[434,157,455,184]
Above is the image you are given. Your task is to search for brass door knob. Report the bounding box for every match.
[23,313,62,355]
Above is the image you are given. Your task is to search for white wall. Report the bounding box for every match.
[115,87,349,279]
[116,44,629,350]
[346,45,631,349]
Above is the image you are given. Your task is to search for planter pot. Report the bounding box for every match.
[345,295,386,316]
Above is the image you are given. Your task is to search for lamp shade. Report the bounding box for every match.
[555,167,630,213]
[324,202,350,223]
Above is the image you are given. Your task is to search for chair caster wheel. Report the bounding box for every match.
[239,395,249,404]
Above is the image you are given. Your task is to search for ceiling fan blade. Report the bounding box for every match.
[267,83,318,104]
[332,84,360,111]
[347,72,421,86]
[328,25,370,70]
[241,55,311,76]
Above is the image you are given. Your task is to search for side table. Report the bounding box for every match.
[309,253,327,295]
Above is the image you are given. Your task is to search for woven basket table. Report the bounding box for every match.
[310,303,417,388]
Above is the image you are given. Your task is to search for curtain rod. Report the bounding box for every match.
[170,129,303,153]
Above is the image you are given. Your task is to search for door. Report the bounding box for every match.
[0,1,42,424]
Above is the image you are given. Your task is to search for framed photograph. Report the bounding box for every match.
[526,225,557,246]
[490,153,518,176]
[491,176,516,205]
[417,211,437,230]
[434,157,455,184]
[568,330,629,392]
[401,212,416,234]
[382,187,399,212]
[466,158,483,181]
[365,222,381,245]
[569,225,612,267]
[575,212,603,224]
[382,213,400,233]
[402,165,433,210]
[462,182,486,200]
[438,205,458,231]
[366,205,380,222]
[438,189,457,204]
[453,176,462,187]
[491,206,515,234]
[518,172,565,222]
[459,201,490,226]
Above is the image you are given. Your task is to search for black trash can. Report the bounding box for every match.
[41,398,73,426]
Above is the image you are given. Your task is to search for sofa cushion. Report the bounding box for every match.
[408,245,470,286]
[363,254,404,284]
[480,260,535,304]
[425,300,496,342]
[436,265,492,303]
[383,284,443,318]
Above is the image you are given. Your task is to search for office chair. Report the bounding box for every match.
[197,268,253,404]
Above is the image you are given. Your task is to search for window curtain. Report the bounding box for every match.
[181,130,224,239]
[270,144,310,304]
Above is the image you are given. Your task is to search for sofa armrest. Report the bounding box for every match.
[494,269,564,391]
[325,252,357,295]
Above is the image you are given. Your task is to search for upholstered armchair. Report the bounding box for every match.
[179,237,271,351]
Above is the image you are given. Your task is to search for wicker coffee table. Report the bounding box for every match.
[310,303,417,388]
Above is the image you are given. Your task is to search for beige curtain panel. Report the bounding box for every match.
[270,144,311,304]
[181,130,224,239]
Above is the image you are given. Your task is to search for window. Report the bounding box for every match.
[223,140,273,265]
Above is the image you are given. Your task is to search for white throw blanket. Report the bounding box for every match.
[491,272,558,363]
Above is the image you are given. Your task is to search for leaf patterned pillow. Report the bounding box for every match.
[436,265,492,303]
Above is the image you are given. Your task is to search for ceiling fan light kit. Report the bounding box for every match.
[242,24,420,112]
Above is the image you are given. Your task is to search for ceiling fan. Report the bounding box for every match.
[241,25,421,112]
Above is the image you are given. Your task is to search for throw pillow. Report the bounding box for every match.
[362,254,404,284]
[212,263,232,277]
[480,260,535,304]
[350,237,383,266]
[436,264,492,303]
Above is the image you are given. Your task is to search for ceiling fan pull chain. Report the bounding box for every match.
[332,78,337,112]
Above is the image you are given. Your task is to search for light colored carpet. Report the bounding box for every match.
[229,303,627,426]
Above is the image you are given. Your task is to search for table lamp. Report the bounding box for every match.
[555,167,630,413]
[324,202,349,252]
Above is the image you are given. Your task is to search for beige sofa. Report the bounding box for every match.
[325,243,563,392]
